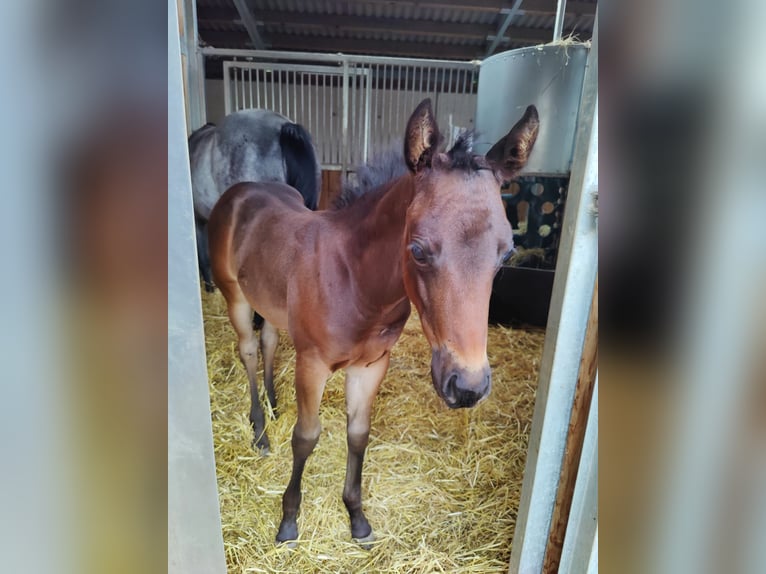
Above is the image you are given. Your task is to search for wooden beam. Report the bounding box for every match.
[543,278,598,572]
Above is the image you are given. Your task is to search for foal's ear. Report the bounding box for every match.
[485,105,539,180]
[404,98,440,173]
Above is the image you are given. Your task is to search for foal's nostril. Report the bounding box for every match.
[445,373,458,399]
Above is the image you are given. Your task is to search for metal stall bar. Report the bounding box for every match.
[553,0,568,42]
[180,0,205,132]
[508,18,598,574]
[223,61,232,115]
[168,0,226,571]
[341,58,349,174]
[363,68,372,163]
[200,47,478,70]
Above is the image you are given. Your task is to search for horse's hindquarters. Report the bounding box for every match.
[208,182,307,331]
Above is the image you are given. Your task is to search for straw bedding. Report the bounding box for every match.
[202,290,544,573]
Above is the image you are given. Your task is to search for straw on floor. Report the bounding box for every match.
[202,290,544,573]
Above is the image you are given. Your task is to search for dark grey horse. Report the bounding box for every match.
[189,109,321,293]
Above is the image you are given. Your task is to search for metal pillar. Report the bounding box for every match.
[553,0,568,42]
[180,0,205,131]
[231,0,267,50]
[508,16,598,574]
[168,0,226,571]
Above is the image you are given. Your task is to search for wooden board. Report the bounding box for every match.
[318,169,343,210]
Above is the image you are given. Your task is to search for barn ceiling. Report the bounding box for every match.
[196,0,597,64]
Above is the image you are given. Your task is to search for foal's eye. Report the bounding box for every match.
[410,244,428,264]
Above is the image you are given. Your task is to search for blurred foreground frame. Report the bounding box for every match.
[600,1,766,573]
[52,0,170,572]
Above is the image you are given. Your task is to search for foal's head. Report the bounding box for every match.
[401,99,539,409]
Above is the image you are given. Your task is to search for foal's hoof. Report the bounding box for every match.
[252,436,271,456]
[204,283,215,293]
[276,521,298,548]
[353,531,376,550]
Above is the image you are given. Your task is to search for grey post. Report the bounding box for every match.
[508,16,598,574]
[168,0,226,571]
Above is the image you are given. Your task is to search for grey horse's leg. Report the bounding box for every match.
[260,320,279,416]
[195,218,214,292]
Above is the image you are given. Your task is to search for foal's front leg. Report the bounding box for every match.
[343,353,390,547]
[276,354,330,546]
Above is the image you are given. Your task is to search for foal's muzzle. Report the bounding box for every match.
[431,349,491,409]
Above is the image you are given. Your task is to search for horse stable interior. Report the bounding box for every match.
[170,2,598,573]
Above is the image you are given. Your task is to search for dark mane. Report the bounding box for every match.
[332,130,484,210]
[332,148,409,210]
[446,130,485,171]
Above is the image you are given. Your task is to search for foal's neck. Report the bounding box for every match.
[347,175,415,310]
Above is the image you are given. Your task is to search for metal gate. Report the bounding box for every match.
[213,50,479,172]
[223,61,370,170]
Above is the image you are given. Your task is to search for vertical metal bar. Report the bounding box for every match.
[342,59,350,175]
[350,68,357,165]
[168,0,226,569]
[372,64,379,155]
[282,70,286,114]
[553,0,568,42]
[396,66,404,135]
[363,68,371,163]
[196,50,207,126]
[315,73,320,153]
[223,62,232,116]
[300,72,305,125]
[388,64,395,145]
[270,69,275,111]
[321,73,327,164]
[241,66,245,109]
[307,74,313,138]
[292,70,297,120]
[255,68,261,108]
[233,65,239,111]
[247,68,252,108]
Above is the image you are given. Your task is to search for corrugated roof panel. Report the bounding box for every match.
[198,0,595,55]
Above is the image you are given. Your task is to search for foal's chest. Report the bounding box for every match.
[350,302,411,368]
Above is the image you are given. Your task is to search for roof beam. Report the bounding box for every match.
[485,0,523,57]
[230,0,267,50]
[326,0,597,15]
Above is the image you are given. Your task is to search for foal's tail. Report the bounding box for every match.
[279,122,321,210]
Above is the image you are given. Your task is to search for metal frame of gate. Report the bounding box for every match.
[223,60,371,171]
[203,48,479,174]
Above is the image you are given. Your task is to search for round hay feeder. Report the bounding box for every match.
[474,44,590,328]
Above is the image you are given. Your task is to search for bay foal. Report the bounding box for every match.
[207,99,539,545]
